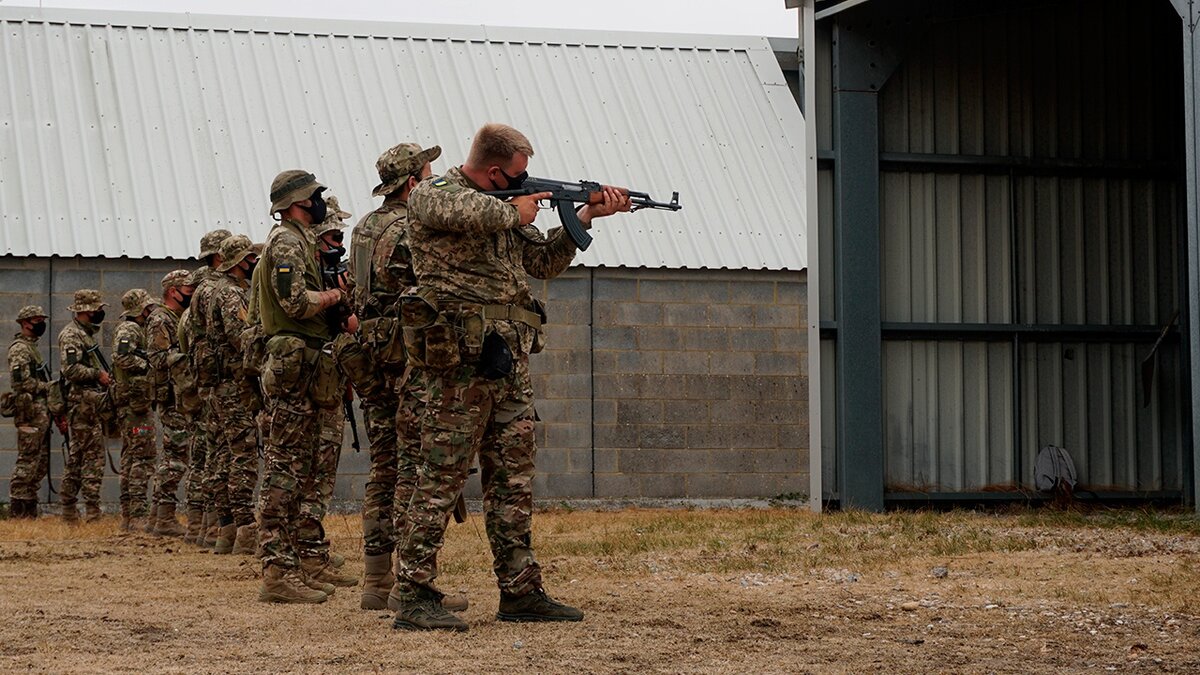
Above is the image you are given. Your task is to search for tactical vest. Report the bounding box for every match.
[350,206,405,317]
[255,219,330,341]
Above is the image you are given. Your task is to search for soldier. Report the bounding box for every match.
[253,170,356,603]
[206,234,264,555]
[112,289,158,532]
[57,289,112,523]
[184,228,232,546]
[145,270,194,536]
[391,124,629,631]
[347,142,470,612]
[6,306,54,518]
[295,197,359,588]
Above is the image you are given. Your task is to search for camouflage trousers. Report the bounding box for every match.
[118,409,157,518]
[257,391,322,571]
[391,367,429,547]
[185,393,218,511]
[9,404,51,502]
[297,404,345,560]
[60,390,108,510]
[153,406,191,507]
[394,355,542,600]
[207,381,260,526]
[360,365,403,557]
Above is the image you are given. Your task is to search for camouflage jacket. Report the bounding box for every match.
[145,305,182,376]
[7,334,50,398]
[408,166,578,308]
[350,200,408,318]
[186,266,221,349]
[112,319,152,410]
[254,218,332,340]
[208,273,252,375]
[58,318,106,391]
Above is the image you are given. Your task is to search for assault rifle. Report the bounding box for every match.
[485,177,682,251]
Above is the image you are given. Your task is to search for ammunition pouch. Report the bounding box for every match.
[98,388,120,439]
[114,374,153,416]
[191,339,221,389]
[0,391,15,418]
[240,324,268,377]
[167,353,201,415]
[331,331,381,400]
[361,316,406,368]
[478,331,514,380]
[307,345,342,409]
[261,335,307,400]
[46,379,68,417]
[399,287,461,371]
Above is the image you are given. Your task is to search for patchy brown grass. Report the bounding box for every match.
[1,506,1199,673]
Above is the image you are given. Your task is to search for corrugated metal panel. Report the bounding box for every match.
[877,0,1185,492]
[0,8,807,270]
[1184,3,1200,508]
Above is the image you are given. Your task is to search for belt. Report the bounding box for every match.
[481,304,542,329]
[275,332,329,350]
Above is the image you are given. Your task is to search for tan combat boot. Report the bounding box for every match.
[361,552,394,610]
[184,508,203,543]
[232,523,258,555]
[302,556,358,589]
[154,503,188,537]
[213,523,237,554]
[298,568,337,596]
[201,511,219,548]
[119,506,131,531]
[258,565,328,604]
[329,552,346,569]
[128,515,151,533]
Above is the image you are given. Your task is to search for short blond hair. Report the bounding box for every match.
[467,123,534,167]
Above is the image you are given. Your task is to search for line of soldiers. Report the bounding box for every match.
[5,122,632,632]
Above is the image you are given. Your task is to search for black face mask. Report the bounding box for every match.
[30,322,46,338]
[321,245,346,267]
[494,168,528,191]
[302,192,328,224]
[177,291,193,310]
[89,310,106,325]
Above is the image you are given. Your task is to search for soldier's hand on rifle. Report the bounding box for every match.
[511,192,552,226]
[342,312,359,335]
[578,186,632,225]
[97,370,112,387]
[55,415,69,436]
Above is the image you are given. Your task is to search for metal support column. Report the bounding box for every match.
[831,20,895,510]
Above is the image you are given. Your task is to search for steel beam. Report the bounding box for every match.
[878,152,1180,179]
[1181,11,1200,511]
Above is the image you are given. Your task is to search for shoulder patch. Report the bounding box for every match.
[117,336,131,355]
[65,346,79,365]
[431,178,460,193]
[275,264,294,299]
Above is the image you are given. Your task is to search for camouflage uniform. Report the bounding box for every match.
[146,271,192,517]
[57,290,111,521]
[207,235,263,533]
[252,170,344,577]
[7,306,52,514]
[176,303,210,519]
[394,166,577,601]
[112,289,158,524]
[187,259,229,536]
[350,143,440,559]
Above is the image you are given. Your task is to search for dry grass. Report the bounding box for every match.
[1,506,1199,673]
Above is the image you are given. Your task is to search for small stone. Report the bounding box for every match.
[901,602,920,611]
[512,640,524,650]
[930,566,949,579]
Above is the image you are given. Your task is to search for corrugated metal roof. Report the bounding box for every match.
[0,8,807,270]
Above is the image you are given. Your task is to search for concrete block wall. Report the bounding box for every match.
[1,256,809,505]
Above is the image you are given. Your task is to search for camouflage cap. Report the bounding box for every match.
[373,143,441,197]
[215,234,258,272]
[199,228,233,260]
[315,195,352,237]
[15,305,48,322]
[121,288,156,318]
[187,266,209,286]
[161,269,194,292]
[66,289,106,313]
[269,169,325,216]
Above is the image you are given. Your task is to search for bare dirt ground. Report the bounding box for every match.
[1,506,1199,674]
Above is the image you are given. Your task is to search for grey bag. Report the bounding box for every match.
[1034,445,1077,492]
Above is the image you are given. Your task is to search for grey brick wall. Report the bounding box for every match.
[1,256,809,504]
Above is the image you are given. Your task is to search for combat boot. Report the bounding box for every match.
[129,515,151,533]
[329,552,346,568]
[258,565,328,604]
[361,552,394,610]
[14,498,38,519]
[298,568,337,596]
[213,523,237,554]
[391,589,468,632]
[119,507,131,531]
[184,508,203,543]
[232,523,258,555]
[84,504,103,523]
[497,588,584,623]
[154,503,188,537]
[301,556,358,588]
[201,511,219,548]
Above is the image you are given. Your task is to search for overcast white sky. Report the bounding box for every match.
[2,0,800,38]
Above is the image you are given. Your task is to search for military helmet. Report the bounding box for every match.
[121,288,155,318]
[15,305,48,323]
[215,234,260,272]
[199,229,233,260]
[161,269,194,292]
[373,143,441,197]
[66,289,106,313]
[269,170,325,216]
[315,195,352,237]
